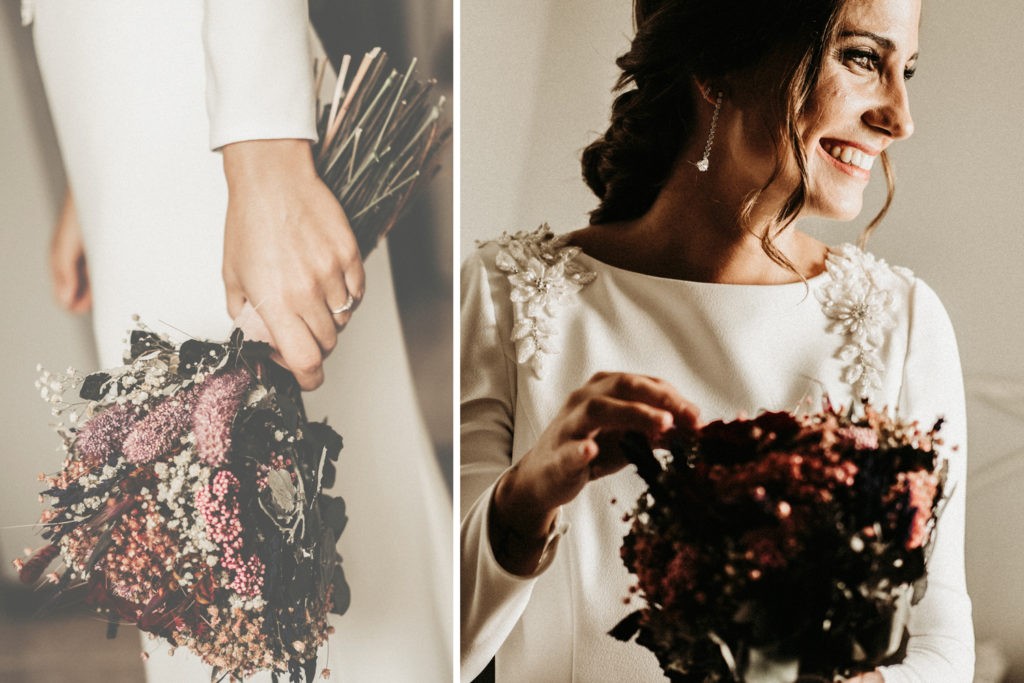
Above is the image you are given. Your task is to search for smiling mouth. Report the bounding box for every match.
[820,140,876,172]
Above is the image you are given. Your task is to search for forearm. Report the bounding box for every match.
[461,475,559,682]
[489,462,561,575]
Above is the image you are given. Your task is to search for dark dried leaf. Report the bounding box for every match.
[179,339,225,377]
[620,432,662,490]
[609,610,643,642]
[320,495,347,537]
[79,372,112,401]
[129,330,164,360]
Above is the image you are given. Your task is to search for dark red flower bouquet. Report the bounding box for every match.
[612,402,949,682]
[21,329,346,681]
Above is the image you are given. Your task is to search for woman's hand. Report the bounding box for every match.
[844,674,883,683]
[221,139,365,391]
[49,189,92,314]
[490,372,700,574]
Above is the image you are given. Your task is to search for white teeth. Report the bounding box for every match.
[823,142,875,171]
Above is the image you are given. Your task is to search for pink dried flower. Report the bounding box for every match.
[192,368,252,466]
[196,470,265,598]
[122,387,199,463]
[902,470,939,549]
[196,470,244,547]
[837,425,879,451]
[74,403,140,466]
[223,547,265,598]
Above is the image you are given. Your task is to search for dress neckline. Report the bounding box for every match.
[572,250,832,292]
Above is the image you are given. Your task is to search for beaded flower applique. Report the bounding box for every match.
[817,244,912,400]
[486,225,597,378]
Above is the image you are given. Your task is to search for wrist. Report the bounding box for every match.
[221,138,316,188]
[492,463,559,541]
[489,465,561,575]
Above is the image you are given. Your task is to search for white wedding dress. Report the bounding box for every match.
[461,227,974,682]
[31,1,451,680]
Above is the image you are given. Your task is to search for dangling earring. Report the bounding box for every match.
[695,91,723,172]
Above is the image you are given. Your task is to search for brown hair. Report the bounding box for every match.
[581,0,896,264]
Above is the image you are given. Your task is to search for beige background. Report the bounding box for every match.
[462,1,1024,680]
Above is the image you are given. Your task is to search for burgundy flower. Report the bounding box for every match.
[17,544,59,584]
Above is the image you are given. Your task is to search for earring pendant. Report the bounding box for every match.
[695,91,723,172]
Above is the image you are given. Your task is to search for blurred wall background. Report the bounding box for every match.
[462,1,1024,680]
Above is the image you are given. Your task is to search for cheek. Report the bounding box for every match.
[800,82,849,144]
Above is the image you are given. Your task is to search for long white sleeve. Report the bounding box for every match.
[203,0,317,149]
[878,279,975,682]
[461,250,566,682]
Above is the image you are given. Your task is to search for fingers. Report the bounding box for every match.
[50,189,92,313]
[258,301,326,391]
[561,373,699,441]
[514,373,699,517]
[322,267,357,333]
[232,301,273,344]
[551,435,629,488]
[340,237,365,314]
[72,256,90,311]
[49,247,74,309]
[323,209,365,331]
[562,395,673,442]
[584,372,700,426]
[50,235,91,313]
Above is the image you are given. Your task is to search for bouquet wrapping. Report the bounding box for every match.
[18,49,447,682]
[612,402,949,682]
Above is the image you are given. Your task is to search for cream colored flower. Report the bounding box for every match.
[488,225,596,377]
[818,244,905,399]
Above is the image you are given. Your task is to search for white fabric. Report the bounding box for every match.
[32,2,451,680]
[202,0,318,149]
[460,236,973,682]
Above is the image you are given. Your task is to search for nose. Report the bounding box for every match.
[865,78,915,141]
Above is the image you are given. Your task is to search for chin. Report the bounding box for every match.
[806,188,865,223]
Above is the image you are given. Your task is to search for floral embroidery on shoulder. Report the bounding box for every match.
[816,244,912,400]
[481,224,597,378]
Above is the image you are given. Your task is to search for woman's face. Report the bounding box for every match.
[799,0,921,220]
[715,0,920,223]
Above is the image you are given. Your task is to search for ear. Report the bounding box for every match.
[693,78,723,106]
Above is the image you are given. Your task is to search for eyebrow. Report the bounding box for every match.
[840,30,918,62]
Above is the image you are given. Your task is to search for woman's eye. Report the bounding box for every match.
[903,65,917,81]
[842,48,880,71]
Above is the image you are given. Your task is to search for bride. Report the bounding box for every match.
[461,0,973,681]
[30,0,451,680]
